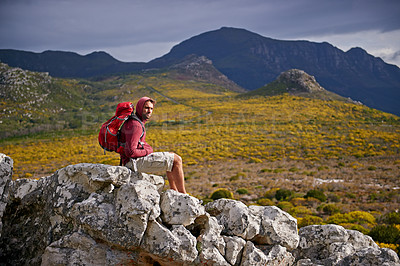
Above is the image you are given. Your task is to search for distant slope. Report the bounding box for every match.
[0,49,145,78]
[167,54,245,93]
[150,27,400,116]
[0,61,241,139]
[0,62,98,138]
[243,69,358,104]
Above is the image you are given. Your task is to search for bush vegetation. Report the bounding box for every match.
[210,188,234,200]
[275,189,293,201]
[305,190,327,202]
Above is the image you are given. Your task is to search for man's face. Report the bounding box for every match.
[142,101,154,120]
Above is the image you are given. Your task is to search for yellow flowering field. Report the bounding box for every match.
[1,92,398,181]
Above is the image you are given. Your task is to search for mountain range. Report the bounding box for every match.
[0,27,399,115]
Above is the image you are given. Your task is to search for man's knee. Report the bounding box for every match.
[173,153,182,166]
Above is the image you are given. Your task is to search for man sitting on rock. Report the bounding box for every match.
[120,96,187,194]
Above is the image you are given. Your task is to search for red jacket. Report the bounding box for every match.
[120,97,153,165]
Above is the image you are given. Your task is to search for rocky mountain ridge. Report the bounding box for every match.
[1,153,399,265]
[1,27,399,115]
[151,27,400,115]
[0,50,145,77]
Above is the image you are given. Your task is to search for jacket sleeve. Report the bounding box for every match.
[123,120,153,158]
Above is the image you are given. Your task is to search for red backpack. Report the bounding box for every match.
[98,102,144,154]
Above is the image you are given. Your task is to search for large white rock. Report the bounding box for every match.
[224,236,246,266]
[240,242,295,266]
[0,153,13,181]
[205,198,258,239]
[58,163,132,190]
[41,231,140,265]
[195,214,229,266]
[141,221,198,263]
[160,189,205,226]
[249,205,299,249]
[296,224,391,265]
[240,241,269,265]
[206,199,299,250]
[0,154,13,238]
[116,180,160,221]
[337,246,400,266]
[131,172,165,193]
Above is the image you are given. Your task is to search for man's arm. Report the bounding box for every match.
[123,120,153,158]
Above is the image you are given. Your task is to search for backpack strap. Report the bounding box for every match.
[130,114,145,147]
[117,114,146,152]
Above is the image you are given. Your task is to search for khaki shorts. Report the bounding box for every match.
[125,152,174,173]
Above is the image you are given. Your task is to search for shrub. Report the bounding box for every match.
[304,197,322,208]
[327,211,376,228]
[345,192,356,199]
[317,166,329,171]
[369,224,400,244]
[264,188,279,199]
[291,197,307,206]
[230,172,246,181]
[273,168,285,173]
[229,175,239,181]
[210,188,234,200]
[291,206,312,217]
[327,193,341,203]
[338,223,370,234]
[201,198,213,205]
[297,215,324,228]
[275,189,293,201]
[319,203,341,215]
[304,189,327,202]
[276,201,294,213]
[248,157,262,163]
[256,198,274,206]
[237,188,249,195]
[261,168,273,173]
[380,212,400,225]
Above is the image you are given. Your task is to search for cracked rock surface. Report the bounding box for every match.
[0,153,399,265]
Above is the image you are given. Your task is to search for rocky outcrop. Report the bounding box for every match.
[169,54,245,93]
[243,69,361,104]
[276,69,324,94]
[0,153,399,265]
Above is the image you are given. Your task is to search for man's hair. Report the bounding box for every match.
[146,98,156,105]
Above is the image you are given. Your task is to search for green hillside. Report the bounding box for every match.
[0,62,96,138]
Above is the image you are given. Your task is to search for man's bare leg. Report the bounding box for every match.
[166,153,187,194]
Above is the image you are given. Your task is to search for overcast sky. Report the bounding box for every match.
[1,0,399,67]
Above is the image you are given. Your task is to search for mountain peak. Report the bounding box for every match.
[276,69,324,93]
[85,51,117,60]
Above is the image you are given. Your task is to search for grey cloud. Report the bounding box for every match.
[0,0,399,64]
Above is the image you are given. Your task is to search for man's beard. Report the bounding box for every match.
[143,113,152,120]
